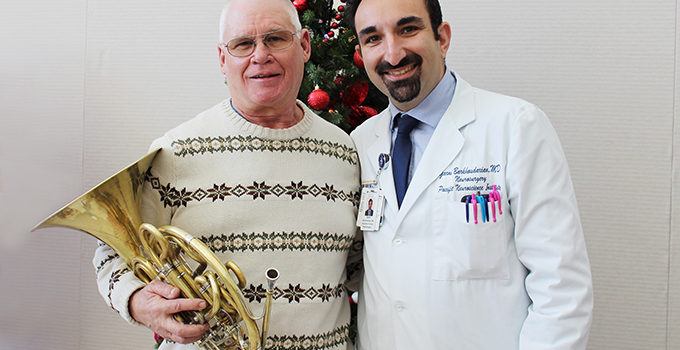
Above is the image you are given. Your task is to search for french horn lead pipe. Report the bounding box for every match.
[260,268,280,348]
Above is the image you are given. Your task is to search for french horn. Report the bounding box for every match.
[33,149,277,350]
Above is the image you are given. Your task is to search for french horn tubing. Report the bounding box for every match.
[33,149,277,350]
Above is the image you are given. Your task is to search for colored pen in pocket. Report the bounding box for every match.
[489,192,497,222]
[465,195,471,223]
[490,184,502,215]
[470,194,478,224]
[476,192,488,223]
[461,193,491,224]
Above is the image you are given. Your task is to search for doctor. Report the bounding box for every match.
[346,0,593,349]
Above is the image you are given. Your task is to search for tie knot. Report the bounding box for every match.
[395,114,419,135]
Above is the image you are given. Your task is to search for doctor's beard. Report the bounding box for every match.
[377,53,423,103]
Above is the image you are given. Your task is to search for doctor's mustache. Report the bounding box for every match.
[376,53,423,75]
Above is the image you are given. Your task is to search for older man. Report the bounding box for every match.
[346,0,593,349]
[93,0,361,349]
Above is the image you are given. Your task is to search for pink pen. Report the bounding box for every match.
[491,185,502,215]
[471,193,478,224]
[489,192,497,222]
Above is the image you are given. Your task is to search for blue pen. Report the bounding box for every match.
[465,195,471,223]
[477,193,487,223]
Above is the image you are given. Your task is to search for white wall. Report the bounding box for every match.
[1,1,677,349]
[0,1,86,349]
[448,1,677,348]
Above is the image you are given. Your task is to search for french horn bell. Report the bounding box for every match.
[33,149,277,350]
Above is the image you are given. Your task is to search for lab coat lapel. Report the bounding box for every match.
[365,110,398,211]
[396,78,476,225]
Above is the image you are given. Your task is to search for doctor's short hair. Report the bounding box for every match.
[345,0,443,40]
[218,0,302,42]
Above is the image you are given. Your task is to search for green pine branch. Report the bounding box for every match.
[296,0,387,132]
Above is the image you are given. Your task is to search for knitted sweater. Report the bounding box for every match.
[93,100,362,350]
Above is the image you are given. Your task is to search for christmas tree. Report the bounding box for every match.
[293,0,388,133]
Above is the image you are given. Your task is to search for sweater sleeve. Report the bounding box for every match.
[92,137,174,324]
[343,139,363,293]
[344,228,364,292]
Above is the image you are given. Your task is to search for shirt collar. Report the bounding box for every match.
[389,69,457,130]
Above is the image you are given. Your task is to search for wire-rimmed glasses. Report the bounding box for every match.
[222,30,299,57]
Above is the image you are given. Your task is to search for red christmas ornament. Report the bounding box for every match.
[337,5,345,12]
[330,22,339,29]
[307,86,330,110]
[358,105,378,118]
[348,105,379,127]
[342,81,369,106]
[327,31,335,38]
[340,0,347,3]
[334,75,345,86]
[292,0,308,12]
[353,50,364,69]
[335,14,343,20]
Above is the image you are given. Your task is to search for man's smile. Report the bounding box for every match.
[381,62,419,81]
[250,73,282,79]
[376,53,423,83]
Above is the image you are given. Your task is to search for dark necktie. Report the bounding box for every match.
[392,113,419,208]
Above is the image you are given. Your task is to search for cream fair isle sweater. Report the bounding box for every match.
[94,100,362,350]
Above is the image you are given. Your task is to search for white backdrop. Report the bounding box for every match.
[1,0,678,349]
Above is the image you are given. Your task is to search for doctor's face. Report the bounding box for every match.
[354,0,451,111]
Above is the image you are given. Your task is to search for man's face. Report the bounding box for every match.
[368,199,373,209]
[354,0,450,111]
[219,0,311,111]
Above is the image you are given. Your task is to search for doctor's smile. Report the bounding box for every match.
[375,53,424,102]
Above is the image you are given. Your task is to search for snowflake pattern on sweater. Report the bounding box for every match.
[93,100,362,350]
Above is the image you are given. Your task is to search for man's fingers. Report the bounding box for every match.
[163,298,207,314]
[164,319,210,344]
[171,334,206,345]
[137,286,209,345]
[156,329,172,341]
[147,280,180,299]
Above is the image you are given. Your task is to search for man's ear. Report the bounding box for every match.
[300,28,312,62]
[355,44,362,58]
[218,45,227,71]
[437,22,452,58]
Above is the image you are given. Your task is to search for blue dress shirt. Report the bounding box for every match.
[389,69,457,181]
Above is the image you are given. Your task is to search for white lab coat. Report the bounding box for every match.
[350,74,593,350]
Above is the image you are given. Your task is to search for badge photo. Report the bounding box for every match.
[357,186,384,231]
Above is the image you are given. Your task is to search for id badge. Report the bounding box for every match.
[356,184,384,231]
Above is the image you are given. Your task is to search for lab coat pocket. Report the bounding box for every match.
[433,202,509,281]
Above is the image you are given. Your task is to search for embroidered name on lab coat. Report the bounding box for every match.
[438,164,502,193]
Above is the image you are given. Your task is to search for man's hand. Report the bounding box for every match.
[130,280,210,344]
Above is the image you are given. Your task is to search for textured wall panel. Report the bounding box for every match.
[0,0,86,349]
[443,1,675,348]
[669,3,680,349]
[82,0,228,179]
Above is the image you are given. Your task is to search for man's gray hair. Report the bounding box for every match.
[218,0,302,42]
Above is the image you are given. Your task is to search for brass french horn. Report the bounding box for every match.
[33,149,277,350]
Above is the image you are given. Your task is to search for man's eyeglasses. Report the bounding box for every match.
[223,30,299,57]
